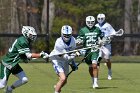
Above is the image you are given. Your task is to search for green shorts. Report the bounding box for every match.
[0,63,23,80]
[84,50,101,65]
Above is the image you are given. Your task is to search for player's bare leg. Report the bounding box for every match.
[55,72,67,93]
[106,59,112,80]
[89,66,94,85]
[92,63,98,88]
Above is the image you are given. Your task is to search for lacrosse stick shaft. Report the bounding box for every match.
[49,46,97,57]
[66,62,82,77]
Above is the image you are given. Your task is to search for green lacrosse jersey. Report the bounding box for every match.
[77,26,103,48]
[2,36,30,69]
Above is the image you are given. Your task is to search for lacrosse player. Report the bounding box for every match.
[49,25,79,93]
[0,26,48,93]
[76,16,103,88]
[95,13,116,80]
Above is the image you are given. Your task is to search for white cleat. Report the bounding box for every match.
[92,83,99,89]
[4,86,12,93]
[108,75,112,80]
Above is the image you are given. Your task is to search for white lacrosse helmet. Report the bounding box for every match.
[22,26,37,41]
[97,13,105,24]
[86,16,95,28]
[61,25,72,42]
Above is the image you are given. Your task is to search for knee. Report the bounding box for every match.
[22,77,28,84]
[92,64,98,69]
[60,76,66,83]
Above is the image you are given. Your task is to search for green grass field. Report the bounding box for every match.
[1,61,140,93]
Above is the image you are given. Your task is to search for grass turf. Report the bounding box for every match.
[0,62,140,93]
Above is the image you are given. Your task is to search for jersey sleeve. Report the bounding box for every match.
[77,29,85,40]
[54,39,65,54]
[17,38,30,55]
[108,24,116,35]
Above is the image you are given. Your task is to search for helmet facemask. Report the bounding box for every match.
[97,14,105,24]
[86,16,95,28]
[27,33,37,41]
[61,25,72,42]
[62,34,72,42]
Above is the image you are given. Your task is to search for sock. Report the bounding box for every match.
[91,77,94,84]
[108,69,112,76]
[94,78,98,84]
[55,91,59,93]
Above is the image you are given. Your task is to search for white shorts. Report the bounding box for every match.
[52,60,69,75]
[100,44,111,59]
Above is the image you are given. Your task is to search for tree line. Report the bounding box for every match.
[0,0,140,55]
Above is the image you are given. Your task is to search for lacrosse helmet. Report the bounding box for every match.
[86,16,95,28]
[61,25,72,42]
[97,13,105,24]
[22,26,37,41]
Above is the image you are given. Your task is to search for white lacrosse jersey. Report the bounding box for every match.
[95,22,116,37]
[95,22,115,58]
[49,36,76,61]
[49,36,76,75]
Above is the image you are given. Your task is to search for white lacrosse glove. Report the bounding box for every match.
[79,49,86,56]
[63,54,75,60]
[76,39,83,44]
[40,51,49,59]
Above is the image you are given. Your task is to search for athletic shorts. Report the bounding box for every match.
[100,44,111,59]
[84,50,101,65]
[0,63,23,80]
[52,60,69,75]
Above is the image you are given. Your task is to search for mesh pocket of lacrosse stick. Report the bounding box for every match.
[115,29,124,36]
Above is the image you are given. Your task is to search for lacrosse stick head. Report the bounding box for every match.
[86,16,95,28]
[61,25,72,42]
[115,29,124,36]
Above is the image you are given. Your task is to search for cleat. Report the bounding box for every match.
[108,75,112,80]
[92,83,99,89]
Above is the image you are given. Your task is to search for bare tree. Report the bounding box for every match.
[41,0,55,34]
[138,0,140,31]
[123,0,132,55]
[11,0,19,33]
[133,0,140,55]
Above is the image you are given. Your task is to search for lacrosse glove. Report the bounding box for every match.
[63,53,75,60]
[40,51,49,59]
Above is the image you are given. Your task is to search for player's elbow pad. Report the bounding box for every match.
[25,53,32,59]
